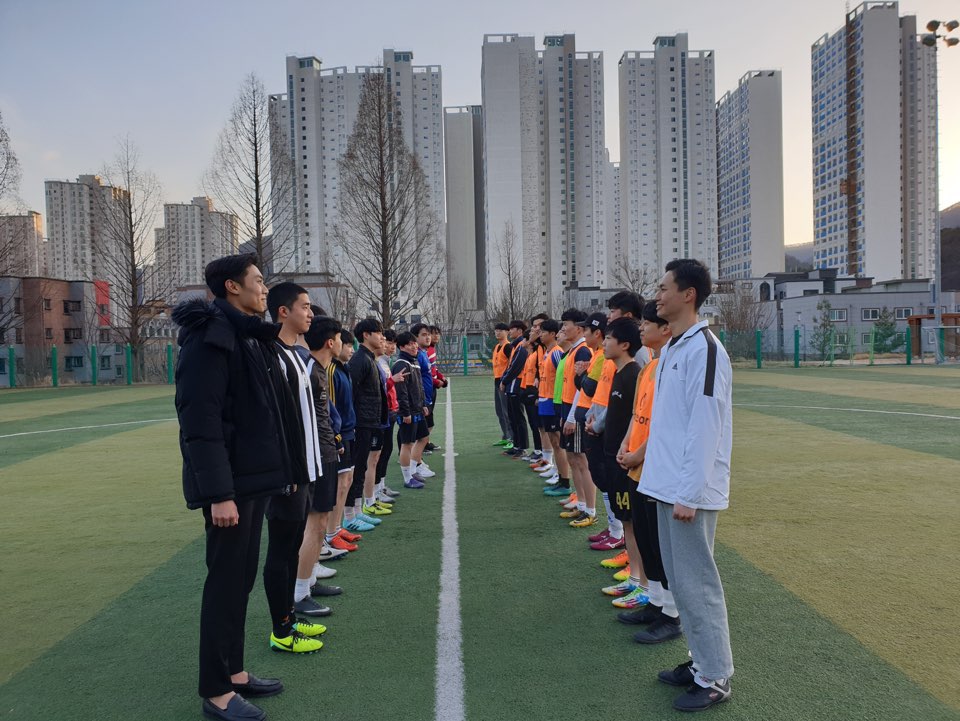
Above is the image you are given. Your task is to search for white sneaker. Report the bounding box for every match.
[417,464,436,478]
[536,463,555,474]
[313,562,338,579]
[376,490,395,504]
[542,473,560,485]
[563,499,579,510]
[319,543,348,562]
[540,467,559,478]
[418,461,431,471]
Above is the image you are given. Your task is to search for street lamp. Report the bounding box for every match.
[923,19,958,363]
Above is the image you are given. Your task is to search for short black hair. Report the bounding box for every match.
[410,322,429,337]
[540,318,560,334]
[310,304,327,316]
[204,253,258,299]
[304,316,342,350]
[606,317,642,356]
[383,328,397,342]
[353,317,384,344]
[560,308,587,324]
[267,282,309,322]
[508,319,528,331]
[494,322,509,331]
[607,290,644,317]
[665,258,712,310]
[339,328,355,346]
[396,330,417,348]
[530,312,549,324]
[641,300,668,326]
[429,325,440,334]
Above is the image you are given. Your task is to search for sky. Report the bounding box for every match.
[1,0,958,249]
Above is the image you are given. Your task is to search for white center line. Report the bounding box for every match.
[435,381,465,721]
[0,418,177,439]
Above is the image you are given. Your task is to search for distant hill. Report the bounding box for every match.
[942,202,960,230]
[785,242,814,272]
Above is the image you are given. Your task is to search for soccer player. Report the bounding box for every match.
[607,290,651,366]
[329,330,368,536]
[519,316,546,462]
[375,328,403,503]
[295,316,349,611]
[491,322,513,447]
[174,254,288,721]
[346,318,390,525]
[559,309,596,521]
[640,259,734,712]
[392,331,430,488]
[543,323,574,498]
[262,283,326,654]
[411,323,438,478]
[617,300,681,641]
[425,325,447,453]
[500,320,530,458]
[535,319,566,483]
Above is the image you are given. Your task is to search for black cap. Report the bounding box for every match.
[576,312,607,332]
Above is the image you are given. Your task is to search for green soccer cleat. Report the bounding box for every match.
[270,631,323,654]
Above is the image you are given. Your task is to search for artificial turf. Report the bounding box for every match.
[0,369,958,719]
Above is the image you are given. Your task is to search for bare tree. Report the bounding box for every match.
[331,71,443,329]
[610,255,660,299]
[204,73,296,280]
[714,282,771,360]
[486,220,540,322]
[93,137,166,382]
[0,108,25,276]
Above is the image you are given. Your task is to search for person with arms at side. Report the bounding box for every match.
[424,324,447,453]
[375,328,404,503]
[392,331,430,489]
[500,320,530,459]
[173,253,286,721]
[640,259,735,712]
[491,322,513,447]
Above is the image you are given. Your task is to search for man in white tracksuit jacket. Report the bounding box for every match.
[639,258,734,713]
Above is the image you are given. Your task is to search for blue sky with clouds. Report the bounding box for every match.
[1,0,958,248]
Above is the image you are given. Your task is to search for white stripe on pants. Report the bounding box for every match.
[656,502,734,681]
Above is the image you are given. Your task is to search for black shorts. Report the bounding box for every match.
[541,414,561,433]
[369,428,385,452]
[398,416,429,445]
[604,455,634,522]
[629,488,667,585]
[562,420,587,454]
[584,433,607,492]
[312,459,339,513]
[426,401,436,429]
[338,438,354,473]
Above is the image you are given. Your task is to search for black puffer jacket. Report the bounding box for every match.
[173,297,291,509]
[392,350,425,419]
[347,344,387,429]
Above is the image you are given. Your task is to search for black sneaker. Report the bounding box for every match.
[617,604,662,625]
[672,680,731,712]
[293,597,332,616]
[426,442,442,452]
[634,616,683,644]
[658,660,695,687]
[310,583,343,597]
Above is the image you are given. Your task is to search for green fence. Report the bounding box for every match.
[3,342,179,389]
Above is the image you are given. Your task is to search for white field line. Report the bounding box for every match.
[734,403,960,420]
[435,383,465,721]
[0,418,177,439]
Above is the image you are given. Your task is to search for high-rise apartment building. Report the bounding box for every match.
[481,33,608,306]
[716,70,785,279]
[811,1,937,280]
[44,175,126,295]
[619,34,718,277]
[155,197,239,297]
[270,50,444,275]
[0,211,46,276]
[443,105,485,308]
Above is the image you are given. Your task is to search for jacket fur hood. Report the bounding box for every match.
[173,297,279,350]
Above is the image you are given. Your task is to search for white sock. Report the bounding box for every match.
[294,577,312,602]
[364,496,376,508]
[408,462,419,478]
[647,580,664,607]
[344,507,356,521]
[662,588,679,618]
[401,463,412,482]
[586,506,596,516]
[543,449,553,463]
[376,480,384,494]
[628,575,647,593]
[311,562,322,581]
[577,501,586,512]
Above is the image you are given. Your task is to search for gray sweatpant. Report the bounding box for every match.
[657,503,734,681]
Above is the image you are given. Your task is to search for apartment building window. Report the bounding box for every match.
[64,328,83,343]
[14,297,22,314]
[100,356,112,370]
[829,309,847,322]
[45,328,53,340]
[65,356,84,371]
[861,308,879,321]
[15,328,23,343]
[894,307,912,320]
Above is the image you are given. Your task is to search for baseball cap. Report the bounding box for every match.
[576,312,607,332]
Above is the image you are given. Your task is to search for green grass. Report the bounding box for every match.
[1,370,959,719]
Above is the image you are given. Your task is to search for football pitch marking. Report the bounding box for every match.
[734,403,960,420]
[435,382,465,721]
[0,418,177,439]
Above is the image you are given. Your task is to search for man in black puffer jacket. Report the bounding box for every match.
[173,253,289,721]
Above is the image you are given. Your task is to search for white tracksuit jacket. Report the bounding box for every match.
[638,320,732,510]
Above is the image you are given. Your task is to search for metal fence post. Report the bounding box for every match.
[938,327,945,361]
[868,326,875,366]
[167,343,174,384]
[462,336,468,376]
[51,345,59,387]
[906,326,912,365]
[755,330,762,369]
[719,330,726,346]
[125,344,133,385]
[829,327,836,366]
[794,329,800,368]
[90,345,98,386]
[7,346,15,388]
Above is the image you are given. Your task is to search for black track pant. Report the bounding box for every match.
[263,517,306,638]
[507,394,528,450]
[522,395,542,451]
[198,497,267,699]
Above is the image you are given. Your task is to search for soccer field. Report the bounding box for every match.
[0,368,958,720]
